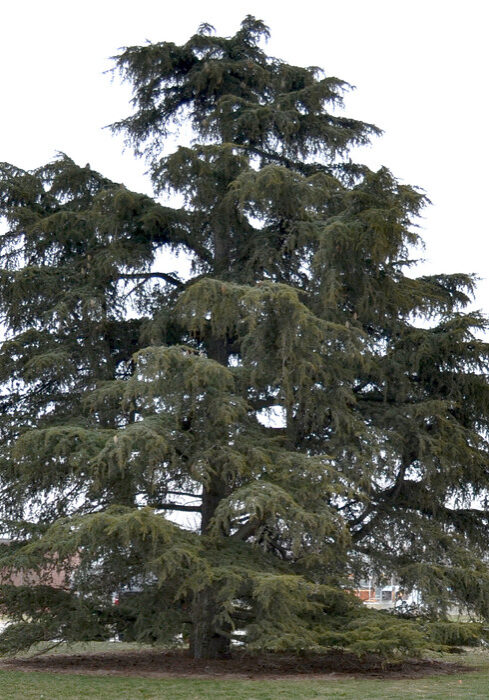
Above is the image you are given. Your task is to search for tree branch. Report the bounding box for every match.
[247,146,325,176]
[152,502,201,512]
[231,517,259,540]
[166,490,201,498]
[118,272,183,289]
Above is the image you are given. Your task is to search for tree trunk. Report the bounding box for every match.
[189,317,232,659]
[190,477,231,658]
[190,585,231,659]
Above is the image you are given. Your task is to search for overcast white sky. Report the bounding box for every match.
[1,0,488,311]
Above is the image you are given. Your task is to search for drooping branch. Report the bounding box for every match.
[118,272,184,289]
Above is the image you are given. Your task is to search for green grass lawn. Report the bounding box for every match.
[0,669,484,699]
[0,648,488,699]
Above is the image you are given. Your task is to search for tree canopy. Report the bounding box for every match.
[0,16,489,658]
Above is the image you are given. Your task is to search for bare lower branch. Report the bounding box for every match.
[153,503,201,512]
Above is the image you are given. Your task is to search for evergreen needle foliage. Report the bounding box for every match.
[0,16,489,658]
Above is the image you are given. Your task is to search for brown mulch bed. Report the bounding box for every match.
[0,649,475,679]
